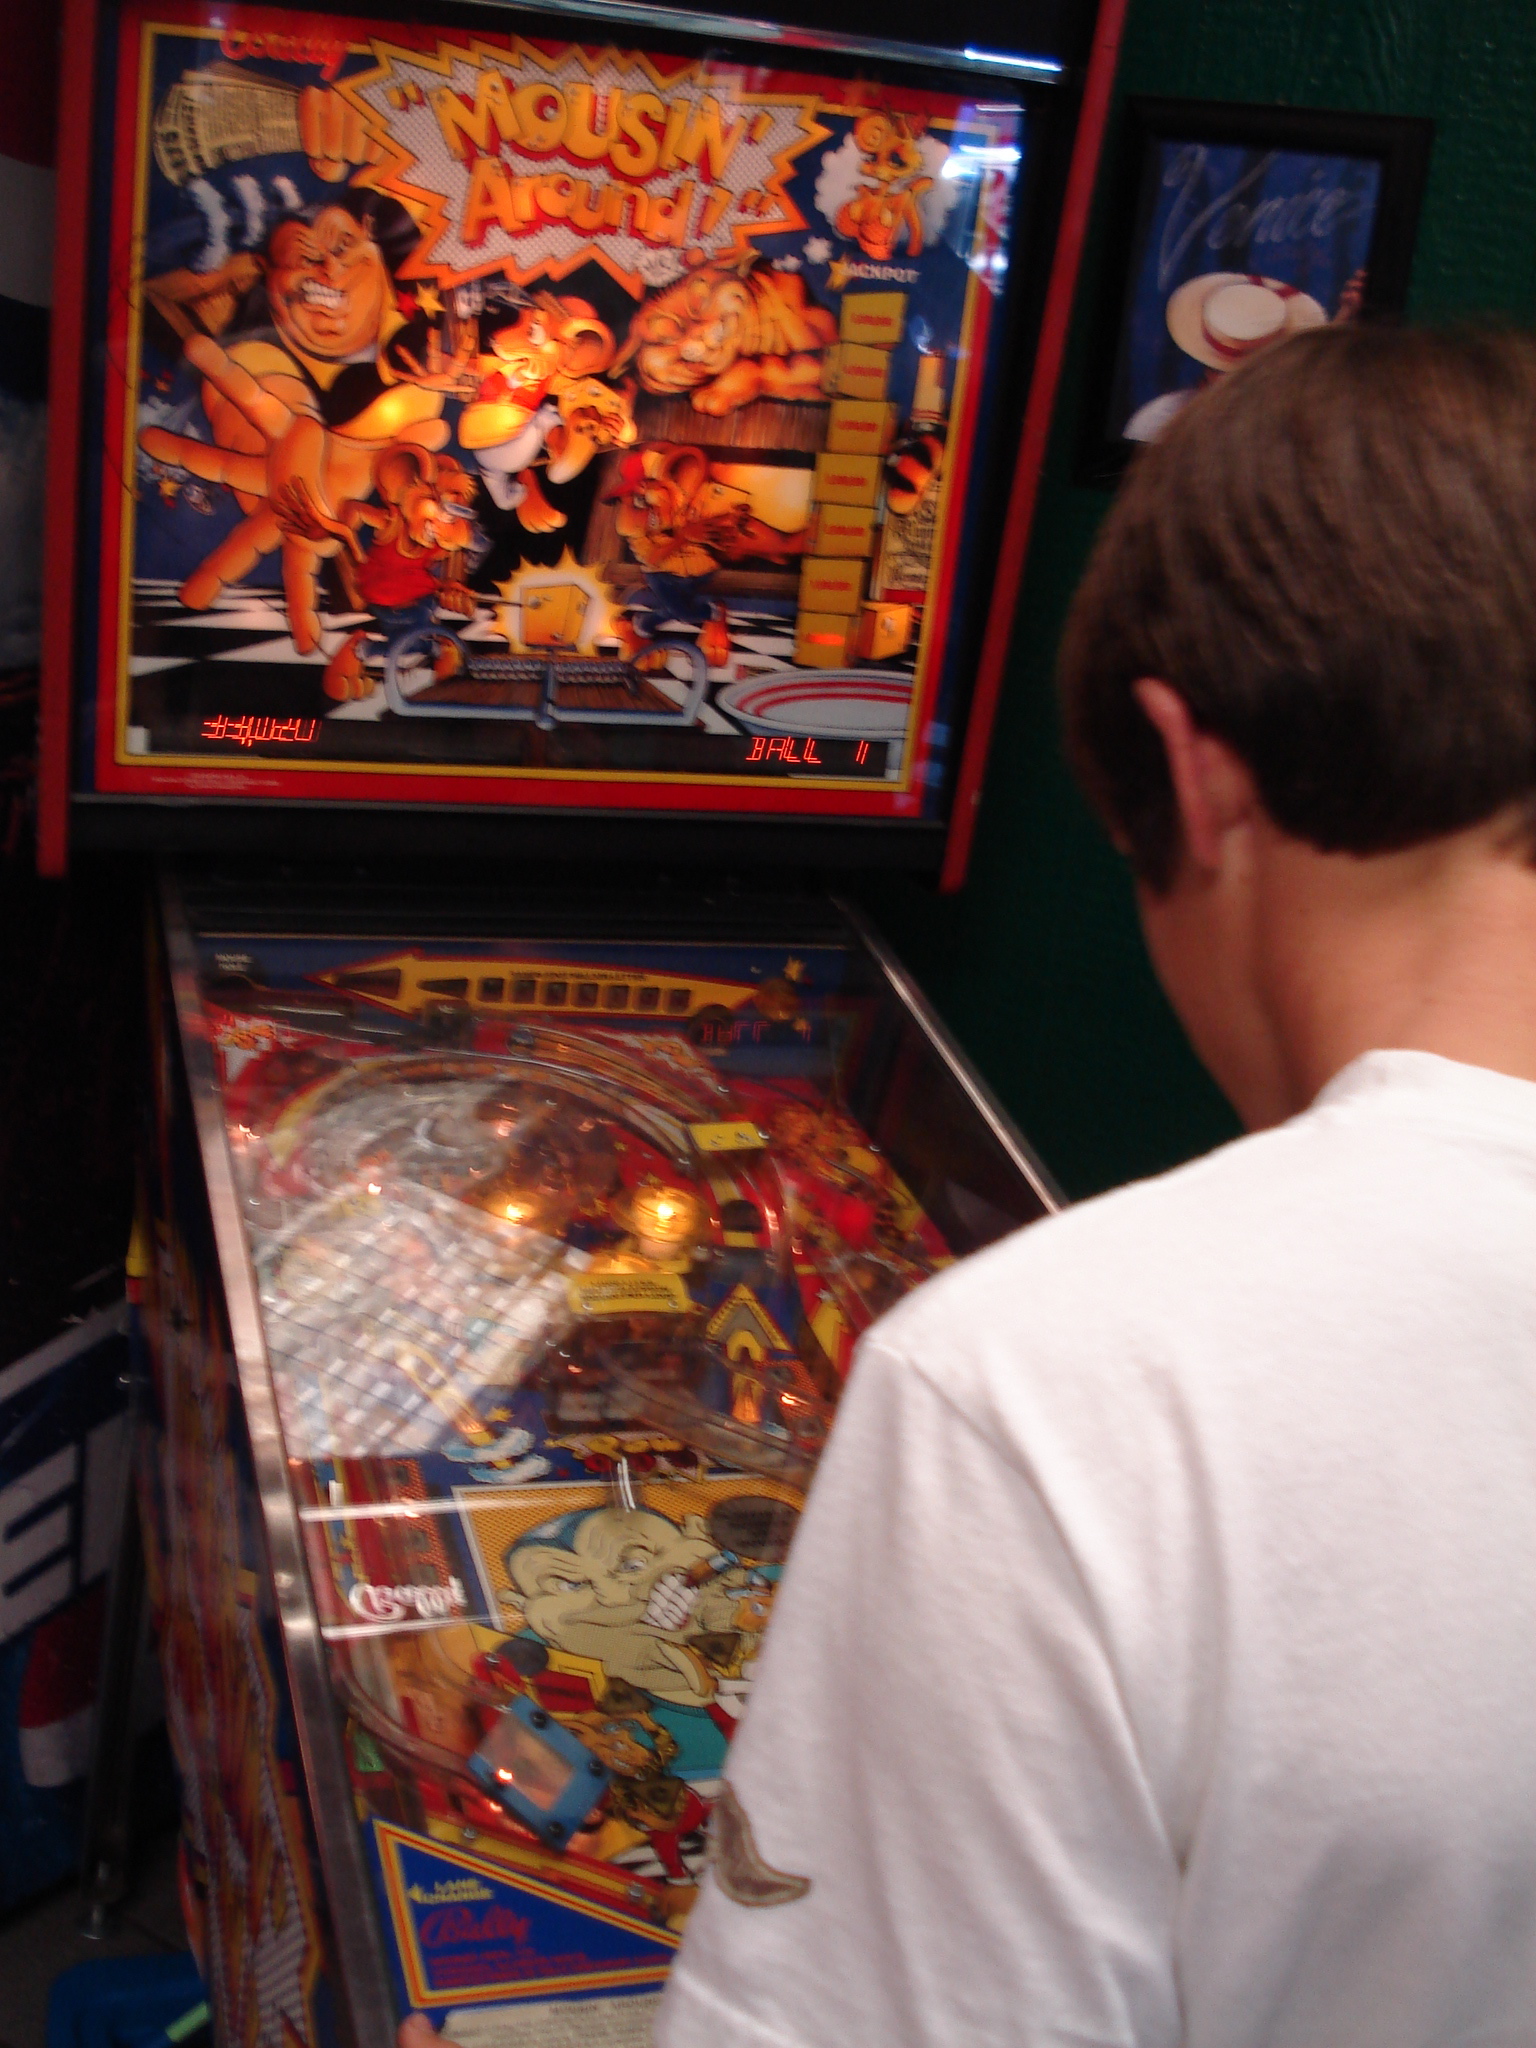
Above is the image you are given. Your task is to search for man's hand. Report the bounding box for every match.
[137,332,355,652]
[438,581,478,619]
[298,85,386,184]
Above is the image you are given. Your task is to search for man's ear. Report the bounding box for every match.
[1132,679,1258,876]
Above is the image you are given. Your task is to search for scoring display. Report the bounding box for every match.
[86,2,1030,818]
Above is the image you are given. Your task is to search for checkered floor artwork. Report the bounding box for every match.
[125,580,804,746]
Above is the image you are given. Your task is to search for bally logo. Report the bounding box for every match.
[347,1577,469,1623]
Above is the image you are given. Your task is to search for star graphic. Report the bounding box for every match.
[414,284,444,318]
[827,257,853,292]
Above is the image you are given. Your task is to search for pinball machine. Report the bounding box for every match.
[36,0,1122,2039]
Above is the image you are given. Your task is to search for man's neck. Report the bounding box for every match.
[1254,809,1536,1115]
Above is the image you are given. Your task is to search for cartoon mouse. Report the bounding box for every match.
[457,294,636,530]
[836,111,933,262]
[604,443,809,670]
[276,443,480,700]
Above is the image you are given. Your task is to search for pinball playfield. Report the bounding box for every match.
[150,910,1050,2043]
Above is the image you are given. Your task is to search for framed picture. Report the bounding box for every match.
[1082,98,1433,480]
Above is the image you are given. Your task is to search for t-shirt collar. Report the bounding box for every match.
[1313,1047,1536,1134]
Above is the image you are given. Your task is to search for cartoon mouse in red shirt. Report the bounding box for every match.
[275,443,479,699]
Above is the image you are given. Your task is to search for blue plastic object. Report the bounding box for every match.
[467,1693,611,1849]
[46,1954,207,2048]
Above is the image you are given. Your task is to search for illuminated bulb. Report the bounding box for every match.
[367,1182,382,1196]
[732,1380,763,1425]
[630,1183,701,1260]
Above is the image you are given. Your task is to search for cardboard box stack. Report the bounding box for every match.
[796,294,913,669]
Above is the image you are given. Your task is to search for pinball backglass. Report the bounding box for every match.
[63,0,1055,830]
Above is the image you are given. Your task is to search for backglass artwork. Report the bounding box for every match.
[88,4,1028,816]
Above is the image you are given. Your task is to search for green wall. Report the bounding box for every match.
[861,0,1536,1201]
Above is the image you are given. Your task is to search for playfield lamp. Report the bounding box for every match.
[629,1183,703,1259]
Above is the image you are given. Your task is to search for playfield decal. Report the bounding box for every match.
[193,929,976,2025]
[87,1,1026,816]
[373,1820,679,2006]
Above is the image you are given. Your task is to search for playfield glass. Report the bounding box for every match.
[190,920,1048,2033]
[78,0,1032,824]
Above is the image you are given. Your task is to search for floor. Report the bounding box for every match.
[0,1828,189,2048]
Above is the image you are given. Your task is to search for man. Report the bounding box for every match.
[656,325,1536,2047]
[140,190,474,651]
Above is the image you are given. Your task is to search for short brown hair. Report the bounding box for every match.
[1059,325,1536,888]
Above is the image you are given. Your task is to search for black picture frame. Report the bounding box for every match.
[1080,98,1434,484]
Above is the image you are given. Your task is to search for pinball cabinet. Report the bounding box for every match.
[38,0,1119,2038]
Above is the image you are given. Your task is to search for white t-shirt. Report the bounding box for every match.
[657,1050,1536,2048]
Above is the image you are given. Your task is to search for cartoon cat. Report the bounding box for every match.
[614,257,838,416]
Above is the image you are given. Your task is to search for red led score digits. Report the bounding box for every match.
[745,735,823,766]
[742,737,876,768]
[200,715,320,747]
